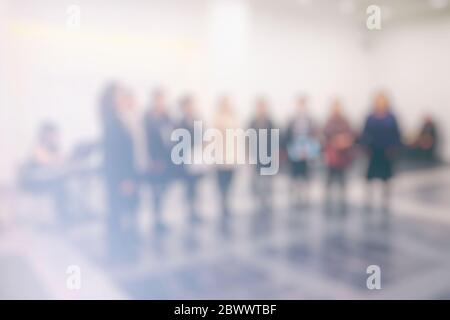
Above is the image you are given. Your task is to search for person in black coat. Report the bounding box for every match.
[360,92,402,211]
[144,88,176,230]
[248,97,276,211]
[100,83,139,262]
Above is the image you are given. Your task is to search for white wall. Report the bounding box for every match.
[369,17,450,158]
[0,0,13,183]
[1,0,449,183]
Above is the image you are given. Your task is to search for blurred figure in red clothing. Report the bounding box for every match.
[322,99,355,211]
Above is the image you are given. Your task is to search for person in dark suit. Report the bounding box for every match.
[248,97,276,212]
[360,92,402,212]
[144,88,176,230]
[100,83,139,262]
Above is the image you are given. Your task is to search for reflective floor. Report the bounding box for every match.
[1,166,450,299]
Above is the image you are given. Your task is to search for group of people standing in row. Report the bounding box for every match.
[99,83,406,258]
[20,83,439,262]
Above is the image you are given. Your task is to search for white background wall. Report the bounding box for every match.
[1,0,449,183]
[369,18,450,156]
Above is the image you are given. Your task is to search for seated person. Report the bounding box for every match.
[19,122,70,225]
[410,115,439,162]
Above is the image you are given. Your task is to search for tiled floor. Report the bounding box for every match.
[1,166,450,299]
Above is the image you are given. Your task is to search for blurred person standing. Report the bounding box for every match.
[145,88,176,230]
[177,95,205,223]
[322,99,355,210]
[214,96,239,216]
[100,83,140,262]
[360,92,402,212]
[248,97,276,212]
[285,95,320,208]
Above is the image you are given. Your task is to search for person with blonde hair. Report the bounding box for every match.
[360,92,402,212]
